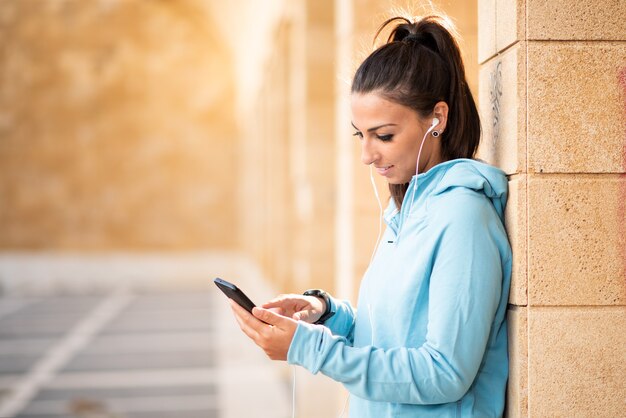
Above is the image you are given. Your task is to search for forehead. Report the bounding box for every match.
[350,93,418,126]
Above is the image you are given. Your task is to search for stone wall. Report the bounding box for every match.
[477,0,626,415]
[0,0,238,250]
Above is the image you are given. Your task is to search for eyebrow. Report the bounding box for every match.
[351,122,397,132]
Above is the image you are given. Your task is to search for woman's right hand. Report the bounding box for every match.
[262,294,326,324]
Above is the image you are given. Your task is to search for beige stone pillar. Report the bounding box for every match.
[297,0,337,293]
[237,0,337,295]
[478,1,626,416]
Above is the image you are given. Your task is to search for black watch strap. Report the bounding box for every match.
[303,289,335,325]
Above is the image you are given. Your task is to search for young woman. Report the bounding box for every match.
[229,14,512,418]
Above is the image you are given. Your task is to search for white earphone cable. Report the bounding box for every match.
[368,164,384,265]
[292,365,297,418]
[337,391,350,418]
[397,122,437,241]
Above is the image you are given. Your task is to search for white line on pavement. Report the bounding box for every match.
[0,287,133,417]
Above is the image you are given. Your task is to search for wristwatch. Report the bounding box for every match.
[303,289,335,325]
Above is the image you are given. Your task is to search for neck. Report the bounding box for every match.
[420,150,443,174]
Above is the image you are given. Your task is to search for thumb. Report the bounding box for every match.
[252,307,289,326]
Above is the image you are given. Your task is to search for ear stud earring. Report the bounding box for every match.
[432,130,441,137]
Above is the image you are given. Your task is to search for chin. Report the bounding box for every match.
[387,176,411,185]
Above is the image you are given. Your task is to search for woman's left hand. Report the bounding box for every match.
[229,299,299,361]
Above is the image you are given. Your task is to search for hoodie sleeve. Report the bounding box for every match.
[320,296,357,343]
[287,190,505,405]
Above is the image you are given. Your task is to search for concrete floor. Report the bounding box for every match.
[0,253,292,418]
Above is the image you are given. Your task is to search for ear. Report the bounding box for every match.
[432,101,449,131]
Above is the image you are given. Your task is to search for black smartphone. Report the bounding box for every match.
[213,277,257,315]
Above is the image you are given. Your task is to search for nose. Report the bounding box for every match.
[360,138,379,166]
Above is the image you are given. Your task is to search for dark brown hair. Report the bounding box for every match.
[351,15,480,208]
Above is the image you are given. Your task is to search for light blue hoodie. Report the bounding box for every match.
[287,159,512,417]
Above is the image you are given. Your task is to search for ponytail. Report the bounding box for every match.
[352,15,480,208]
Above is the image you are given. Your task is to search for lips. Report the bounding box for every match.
[375,165,393,175]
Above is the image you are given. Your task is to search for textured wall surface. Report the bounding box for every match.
[0,0,237,249]
[478,0,626,416]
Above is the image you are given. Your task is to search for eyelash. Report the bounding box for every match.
[352,132,394,142]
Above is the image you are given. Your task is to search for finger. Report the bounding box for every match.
[230,306,259,342]
[229,300,264,339]
[229,301,254,332]
[261,295,291,308]
[268,307,285,315]
[252,307,292,328]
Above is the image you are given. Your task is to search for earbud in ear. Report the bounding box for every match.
[431,118,440,127]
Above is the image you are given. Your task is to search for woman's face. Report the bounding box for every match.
[351,93,442,184]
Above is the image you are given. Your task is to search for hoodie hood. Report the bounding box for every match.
[431,158,508,221]
[384,159,509,234]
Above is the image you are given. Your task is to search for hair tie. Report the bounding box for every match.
[403,32,439,55]
[403,33,423,43]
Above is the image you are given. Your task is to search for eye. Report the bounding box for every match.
[376,134,393,142]
[352,131,363,139]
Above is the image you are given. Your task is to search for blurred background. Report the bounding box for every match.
[2,0,589,416]
[2,1,626,417]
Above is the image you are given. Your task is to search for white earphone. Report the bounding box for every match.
[431,118,440,137]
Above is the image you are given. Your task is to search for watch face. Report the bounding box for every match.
[304,289,323,296]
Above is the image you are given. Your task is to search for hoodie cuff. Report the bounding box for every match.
[287,321,329,374]
[321,295,339,325]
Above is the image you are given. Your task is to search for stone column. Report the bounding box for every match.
[235,0,336,295]
[298,0,337,293]
[477,1,626,416]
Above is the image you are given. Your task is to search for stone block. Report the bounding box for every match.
[496,0,525,52]
[527,0,626,40]
[506,307,528,418]
[478,0,497,63]
[478,42,526,175]
[528,175,626,306]
[527,42,626,173]
[528,307,626,417]
[481,0,525,60]
[505,175,527,306]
